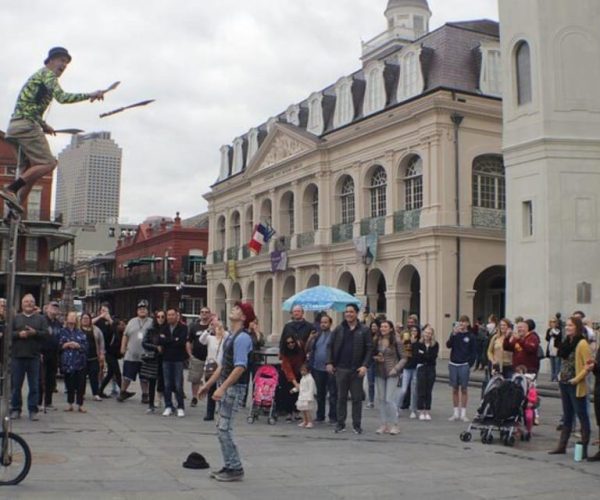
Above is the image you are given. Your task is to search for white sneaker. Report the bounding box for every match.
[93,395,102,402]
[460,415,470,422]
[389,425,400,435]
[448,414,459,421]
[162,407,173,417]
[419,413,426,421]
[176,408,185,418]
[409,412,417,419]
[425,414,432,421]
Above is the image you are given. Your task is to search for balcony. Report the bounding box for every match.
[472,207,506,230]
[393,209,421,233]
[4,260,70,274]
[226,246,239,261]
[241,244,252,259]
[360,216,385,236]
[332,223,353,243]
[101,271,178,290]
[297,231,315,249]
[213,249,224,264]
[277,236,292,251]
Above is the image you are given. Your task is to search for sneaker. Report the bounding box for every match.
[448,414,459,422]
[425,414,432,421]
[365,402,374,409]
[389,425,400,435]
[334,424,346,433]
[44,404,57,411]
[0,189,24,213]
[203,415,215,421]
[410,412,417,419]
[29,412,39,421]
[210,467,229,479]
[298,422,306,428]
[117,391,135,402]
[353,426,363,435]
[460,415,470,423]
[305,422,314,429]
[146,407,156,414]
[9,410,21,420]
[191,397,198,408]
[419,413,426,421]
[176,408,185,418]
[162,407,173,417]
[214,468,244,482]
[93,395,102,402]
[376,425,388,434]
[99,393,111,399]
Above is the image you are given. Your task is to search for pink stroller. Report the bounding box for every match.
[247,365,278,425]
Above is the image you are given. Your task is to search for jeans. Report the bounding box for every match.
[217,384,246,471]
[335,368,364,428]
[65,370,86,406]
[206,384,217,419]
[396,368,417,412]
[39,351,58,406]
[312,369,337,421]
[375,376,398,425]
[549,357,561,382]
[367,363,376,404]
[163,361,184,409]
[11,357,40,414]
[100,353,122,394]
[559,382,590,440]
[417,365,436,410]
[86,359,100,396]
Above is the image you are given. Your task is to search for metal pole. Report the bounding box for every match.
[451,113,464,321]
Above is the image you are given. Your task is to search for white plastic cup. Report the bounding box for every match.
[574,442,583,462]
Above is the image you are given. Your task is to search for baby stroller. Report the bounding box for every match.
[247,364,278,425]
[459,373,527,447]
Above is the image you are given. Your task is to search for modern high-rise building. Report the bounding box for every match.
[55,131,122,226]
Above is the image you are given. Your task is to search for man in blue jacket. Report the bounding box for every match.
[446,315,477,422]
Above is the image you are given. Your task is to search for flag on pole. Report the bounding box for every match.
[248,223,276,255]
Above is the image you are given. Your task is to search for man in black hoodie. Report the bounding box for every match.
[279,305,313,351]
[158,308,188,417]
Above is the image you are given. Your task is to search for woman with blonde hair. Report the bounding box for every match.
[415,324,439,420]
[59,312,88,413]
[487,318,514,379]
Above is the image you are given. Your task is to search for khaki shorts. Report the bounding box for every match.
[6,118,55,167]
[187,356,205,384]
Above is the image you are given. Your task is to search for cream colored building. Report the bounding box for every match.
[204,0,506,348]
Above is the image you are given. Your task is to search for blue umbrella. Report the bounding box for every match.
[282,285,362,312]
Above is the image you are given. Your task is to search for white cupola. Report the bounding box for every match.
[384,0,431,40]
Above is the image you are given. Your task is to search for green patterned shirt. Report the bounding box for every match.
[12,67,90,124]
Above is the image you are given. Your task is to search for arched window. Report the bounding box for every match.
[341,177,355,224]
[473,156,505,209]
[312,189,319,230]
[370,166,387,217]
[231,211,240,247]
[405,156,423,210]
[217,216,226,250]
[515,41,532,105]
[287,194,295,235]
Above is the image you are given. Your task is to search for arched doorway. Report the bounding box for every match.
[231,282,242,302]
[306,274,320,289]
[473,266,506,321]
[246,281,255,305]
[367,268,386,314]
[264,279,273,335]
[282,275,296,302]
[338,272,357,295]
[215,283,227,323]
[397,265,421,325]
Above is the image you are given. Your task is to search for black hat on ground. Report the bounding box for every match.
[182,452,210,470]
[44,47,72,65]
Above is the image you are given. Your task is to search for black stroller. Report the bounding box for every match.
[459,373,528,447]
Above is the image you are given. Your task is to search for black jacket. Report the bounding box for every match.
[326,320,372,370]
[279,319,314,351]
[157,323,188,362]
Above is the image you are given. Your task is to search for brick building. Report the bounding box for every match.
[0,133,74,304]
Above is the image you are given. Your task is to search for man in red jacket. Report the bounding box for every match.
[503,319,540,374]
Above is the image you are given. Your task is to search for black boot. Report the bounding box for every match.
[548,428,571,454]
[580,426,590,460]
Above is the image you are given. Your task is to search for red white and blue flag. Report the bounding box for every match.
[248,223,276,255]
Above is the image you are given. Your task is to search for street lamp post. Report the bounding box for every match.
[363,253,373,314]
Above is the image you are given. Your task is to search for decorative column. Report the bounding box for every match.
[316,171,331,245]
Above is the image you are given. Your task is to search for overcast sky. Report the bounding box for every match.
[0,0,498,224]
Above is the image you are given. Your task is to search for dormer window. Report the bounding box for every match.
[333,76,354,129]
[307,92,324,135]
[247,128,259,162]
[286,104,300,126]
[218,145,230,181]
[398,48,423,101]
[363,61,386,116]
[232,137,244,174]
[479,42,502,97]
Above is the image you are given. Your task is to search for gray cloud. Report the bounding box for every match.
[1,0,497,223]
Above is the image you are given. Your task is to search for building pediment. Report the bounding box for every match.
[245,123,320,176]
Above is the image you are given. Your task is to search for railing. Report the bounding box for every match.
[226,246,239,261]
[297,231,315,249]
[277,236,292,251]
[241,244,252,259]
[101,272,177,289]
[332,223,354,243]
[360,216,385,236]
[472,207,506,230]
[88,277,100,286]
[3,260,70,273]
[213,249,224,264]
[393,209,421,233]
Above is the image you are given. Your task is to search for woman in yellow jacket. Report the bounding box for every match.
[549,316,593,458]
[486,318,514,378]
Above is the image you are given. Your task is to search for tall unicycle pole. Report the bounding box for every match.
[0,145,32,486]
